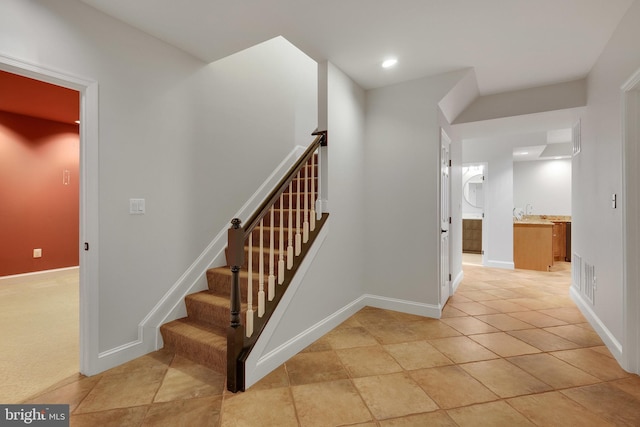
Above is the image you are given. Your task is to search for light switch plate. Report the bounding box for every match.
[129,198,146,214]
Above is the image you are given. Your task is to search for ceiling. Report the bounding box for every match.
[0,70,80,124]
[80,0,634,93]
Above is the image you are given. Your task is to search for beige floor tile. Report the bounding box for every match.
[483,288,524,299]
[508,310,568,327]
[291,379,372,427]
[461,359,552,398]
[70,406,149,427]
[507,328,581,351]
[361,320,425,344]
[543,325,604,347]
[457,290,499,301]
[142,396,222,427]
[23,375,102,412]
[448,294,473,304]
[446,401,535,427]
[383,340,453,370]
[507,391,614,426]
[249,364,290,390]
[479,299,529,313]
[428,336,499,363]
[351,307,399,327]
[474,314,534,331]
[562,383,640,426]
[507,353,600,389]
[74,369,165,413]
[469,332,541,357]
[153,355,225,402]
[285,350,348,385]
[440,316,499,335]
[379,411,458,426]
[301,337,333,353]
[506,297,564,310]
[322,326,379,349]
[405,319,463,340]
[552,348,630,380]
[449,301,499,315]
[441,305,468,317]
[539,307,587,323]
[353,372,438,420]
[221,387,298,427]
[589,345,616,358]
[410,365,498,409]
[611,376,640,400]
[336,345,402,378]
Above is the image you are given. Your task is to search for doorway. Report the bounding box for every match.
[440,129,451,306]
[0,53,100,382]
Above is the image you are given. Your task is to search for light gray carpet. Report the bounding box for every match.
[0,268,79,403]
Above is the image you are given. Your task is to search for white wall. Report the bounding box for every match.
[363,70,470,309]
[572,0,640,367]
[0,0,317,372]
[513,159,571,216]
[463,137,515,269]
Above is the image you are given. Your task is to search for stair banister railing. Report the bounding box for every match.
[226,130,327,392]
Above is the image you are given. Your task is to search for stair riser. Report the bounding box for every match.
[161,327,226,373]
[207,269,271,300]
[225,247,287,270]
[185,297,253,328]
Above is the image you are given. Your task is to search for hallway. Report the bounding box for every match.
[22,263,640,426]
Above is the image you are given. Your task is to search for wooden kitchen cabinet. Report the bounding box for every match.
[552,222,566,261]
[514,222,553,271]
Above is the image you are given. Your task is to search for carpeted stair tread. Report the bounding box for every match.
[185,290,252,327]
[160,318,227,373]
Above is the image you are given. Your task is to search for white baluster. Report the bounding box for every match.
[278,193,285,284]
[246,233,254,337]
[258,219,265,317]
[287,182,294,269]
[303,159,309,243]
[268,208,275,301]
[295,171,302,256]
[310,150,316,231]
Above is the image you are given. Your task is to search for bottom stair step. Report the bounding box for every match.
[160,318,227,374]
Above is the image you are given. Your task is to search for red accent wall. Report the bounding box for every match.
[0,111,79,276]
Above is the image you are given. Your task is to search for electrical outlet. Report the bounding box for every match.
[33,248,42,258]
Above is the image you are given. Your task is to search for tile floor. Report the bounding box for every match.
[23,263,640,426]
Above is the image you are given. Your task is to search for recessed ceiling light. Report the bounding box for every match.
[515,151,529,155]
[382,58,398,69]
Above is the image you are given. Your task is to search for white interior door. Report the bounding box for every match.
[440,129,451,306]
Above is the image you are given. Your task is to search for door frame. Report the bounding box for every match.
[439,128,451,307]
[622,67,640,374]
[0,53,99,375]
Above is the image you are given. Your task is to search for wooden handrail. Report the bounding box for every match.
[241,131,326,236]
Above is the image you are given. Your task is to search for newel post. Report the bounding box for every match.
[227,218,245,392]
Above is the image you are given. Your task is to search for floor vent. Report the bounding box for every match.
[572,253,582,292]
[583,262,596,305]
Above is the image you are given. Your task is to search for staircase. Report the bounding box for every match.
[159,136,326,385]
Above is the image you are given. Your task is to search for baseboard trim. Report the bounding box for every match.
[361,294,442,318]
[452,270,464,294]
[570,286,624,363]
[0,266,79,281]
[485,260,515,270]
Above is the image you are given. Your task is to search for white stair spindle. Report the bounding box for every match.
[268,208,275,301]
[258,219,265,317]
[295,171,302,256]
[278,193,285,284]
[246,233,254,337]
[303,159,309,243]
[287,182,294,269]
[310,150,316,231]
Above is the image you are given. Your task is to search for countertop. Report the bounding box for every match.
[514,215,571,225]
